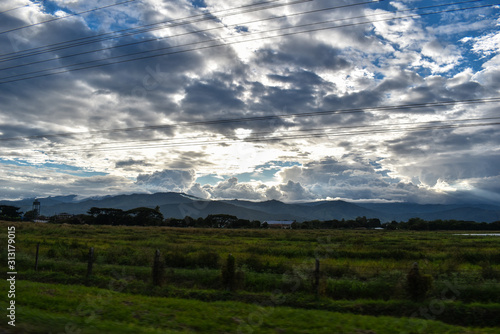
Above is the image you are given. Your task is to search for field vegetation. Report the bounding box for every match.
[1,221,500,333]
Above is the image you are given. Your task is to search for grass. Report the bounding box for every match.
[1,221,500,332]
[3,280,500,334]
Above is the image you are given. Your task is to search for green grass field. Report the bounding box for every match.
[1,221,500,333]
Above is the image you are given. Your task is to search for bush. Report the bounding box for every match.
[405,262,433,301]
[165,251,191,268]
[196,250,220,269]
[480,261,499,280]
[242,254,267,273]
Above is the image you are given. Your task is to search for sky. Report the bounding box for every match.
[0,0,500,204]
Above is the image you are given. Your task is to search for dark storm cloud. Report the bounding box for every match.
[166,150,214,169]
[179,79,245,118]
[398,153,500,187]
[255,38,351,70]
[322,90,383,111]
[115,159,152,169]
[388,127,500,158]
[267,70,325,87]
[260,86,316,113]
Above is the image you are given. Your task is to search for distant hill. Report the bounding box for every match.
[1,192,500,223]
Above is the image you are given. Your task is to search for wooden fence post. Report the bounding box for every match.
[314,258,320,297]
[152,249,163,286]
[34,242,40,271]
[86,247,94,279]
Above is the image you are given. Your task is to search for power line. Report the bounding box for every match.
[0,0,379,72]
[42,117,500,153]
[0,0,140,35]
[0,0,310,61]
[3,100,500,155]
[24,120,500,154]
[2,97,500,143]
[0,0,482,64]
[0,3,29,15]
[0,1,496,85]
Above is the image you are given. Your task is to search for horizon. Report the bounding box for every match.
[3,190,500,224]
[2,190,497,206]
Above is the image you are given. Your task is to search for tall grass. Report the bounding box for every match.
[2,221,500,329]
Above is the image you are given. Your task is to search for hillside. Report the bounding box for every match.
[1,192,500,222]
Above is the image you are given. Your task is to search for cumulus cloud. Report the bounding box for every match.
[136,169,196,192]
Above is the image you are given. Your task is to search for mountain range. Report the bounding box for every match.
[2,192,500,223]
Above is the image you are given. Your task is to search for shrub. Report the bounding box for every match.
[196,250,220,269]
[243,254,267,273]
[405,262,433,301]
[480,261,499,280]
[165,251,190,268]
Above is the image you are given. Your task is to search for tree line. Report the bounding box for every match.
[2,204,500,230]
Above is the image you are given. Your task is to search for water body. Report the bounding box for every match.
[454,234,500,236]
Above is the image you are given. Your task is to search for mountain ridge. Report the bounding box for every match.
[1,192,500,223]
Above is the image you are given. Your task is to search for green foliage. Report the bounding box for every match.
[3,221,500,331]
[11,281,500,334]
[480,261,500,280]
[0,205,22,220]
[196,249,219,269]
[325,278,397,300]
[405,263,433,301]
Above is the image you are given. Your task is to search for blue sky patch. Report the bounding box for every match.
[196,161,302,185]
[190,0,207,9]
[196,173,224,185]
[0,158,107,178]
[35,0,68,15]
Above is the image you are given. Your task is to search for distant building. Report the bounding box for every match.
[33,198,41,217]
[55,213,74,220]
[264,220,295,229]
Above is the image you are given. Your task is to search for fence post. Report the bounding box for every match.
[152,249,163,286]
[34,242,40,271]
[86,247,94,279]
[222,253,236,291]
[314,258,320,297]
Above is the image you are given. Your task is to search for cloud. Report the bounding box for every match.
[115,159,151,169]
[174,156,458,203]
[1,0,500,205]
[136,169,196,192]
[0,163,138,199]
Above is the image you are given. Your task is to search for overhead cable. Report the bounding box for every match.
[0,1,497,84]
[0,0,312,60]
[0,0,140,35]
[2,97,500,142]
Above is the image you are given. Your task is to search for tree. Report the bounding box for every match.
[205,214,238,228]
[0,205,22,220]
[23,210,38,221]
[126,207,164,226]
[87,207,126,225]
